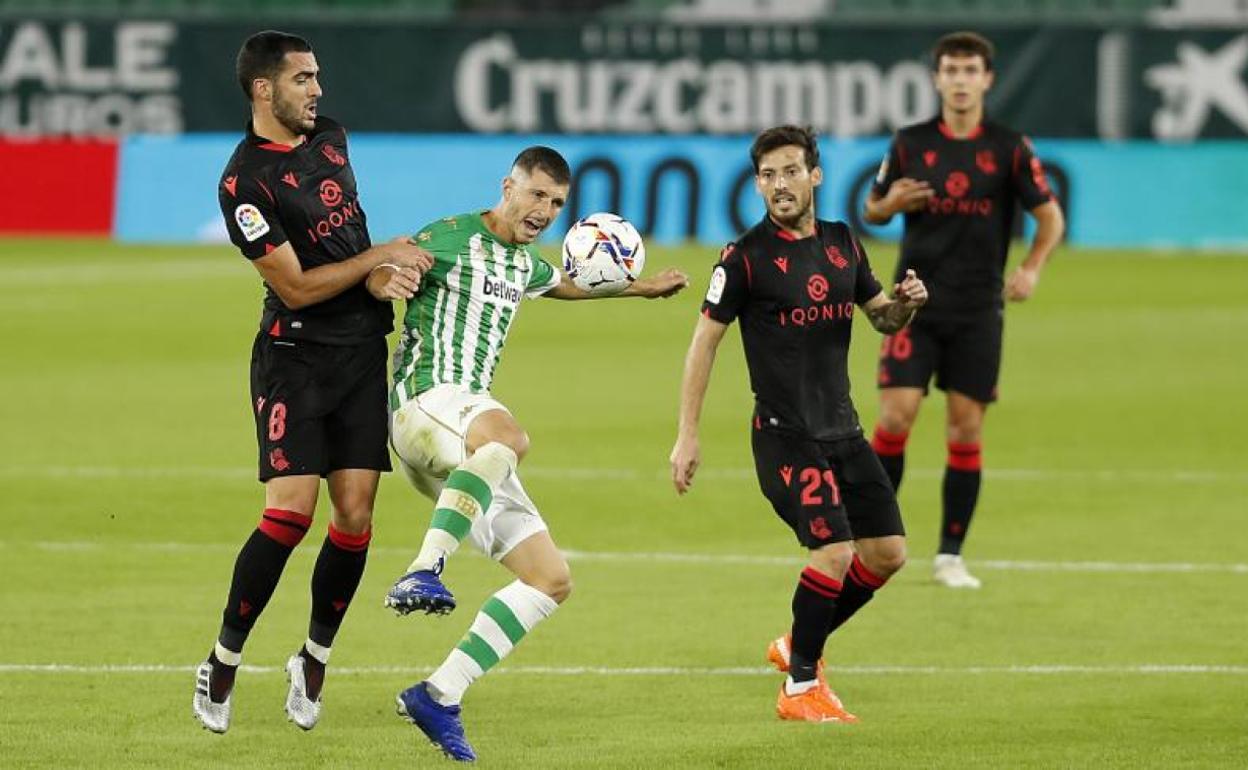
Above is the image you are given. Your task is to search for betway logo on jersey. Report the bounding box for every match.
[480,274,523,305]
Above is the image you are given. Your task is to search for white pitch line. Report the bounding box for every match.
[0,663,1244,676]
[1,465,1245,484]
[3,540,1246,574]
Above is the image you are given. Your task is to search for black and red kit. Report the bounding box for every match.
[218,117,391,480]
[702,217,903,546]
[872,118,1055,401]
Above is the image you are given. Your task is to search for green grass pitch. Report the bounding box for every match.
[1,238,1245,768]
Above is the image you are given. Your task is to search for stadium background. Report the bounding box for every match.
[1,1,1245,767]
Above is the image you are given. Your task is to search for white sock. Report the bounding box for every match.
[784,676,819,696]
[427,580,558,705]
[303,638,331,665]
[213,642,242,667]
[408,442,517,572]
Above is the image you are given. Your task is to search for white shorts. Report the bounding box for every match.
[390,384,547,561]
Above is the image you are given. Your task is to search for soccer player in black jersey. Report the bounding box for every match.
[192,31,432,734]
[865,32,1065,589]
[670,125,927,723]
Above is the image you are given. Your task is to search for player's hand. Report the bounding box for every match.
[382,237,435,273]
[635,268,690,299]
[884,178,934,215]
[372,265,424,301]
[669,434,701,495]
[893,269,928,309]
[1005,266,1039,302]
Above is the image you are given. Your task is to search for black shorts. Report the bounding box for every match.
[249,333,392,482]
[876,311,1003,404]
[751,421,905,549]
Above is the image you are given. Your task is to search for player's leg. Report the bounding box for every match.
[398,476,560,761]
[931,313,999,588]
[934,391,987,588]
[194,334,325,733]
[873,322,938,491]
[387,392,525,615]
[751,421,857,722]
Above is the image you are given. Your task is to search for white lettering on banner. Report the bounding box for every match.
[453,33,936,136]
[1145,35,1248,140]
[0,20,181,136]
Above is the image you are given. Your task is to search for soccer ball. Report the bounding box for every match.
[561,213,646,296]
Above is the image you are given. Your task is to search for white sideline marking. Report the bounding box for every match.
[1,464,1246,484]
[3,540,1246,574]
[0,663,1244,676]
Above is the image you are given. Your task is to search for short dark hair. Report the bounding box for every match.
[236,30,313,100]
[932,31,995,71]
[512,146,571,185]
[750,125,819,174]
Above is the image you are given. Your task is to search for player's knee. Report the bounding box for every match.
[331,503,373,535]
[505,429,530,462]
[866,543,907,578]
[527,566,572,604]
[879,410,916,434]
[808,542,853,578]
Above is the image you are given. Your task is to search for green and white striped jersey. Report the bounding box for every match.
[391,212,560,405]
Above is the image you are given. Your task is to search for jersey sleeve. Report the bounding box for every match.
[870,135,905,198]
[700,243,750,324]
[525,255,560,297]
[850,232,884,305]
[220,173,287,260]
[1012,136,1055,210]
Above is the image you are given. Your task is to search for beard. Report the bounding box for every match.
[272,90,313,135]
[766,195,812,227]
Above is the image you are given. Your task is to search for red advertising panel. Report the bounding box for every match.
[0,139,118,235]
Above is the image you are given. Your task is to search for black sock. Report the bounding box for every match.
[789,567,842,684]
[871,426,908,492]
[308,525,371,650]
[827,555,888,636]
[218,509,311,654]
[941,444,982,555]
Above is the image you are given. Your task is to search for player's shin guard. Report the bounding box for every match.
[789,567,841,689]
[871,426,909,492]
[826,555,888,636]
[941,442,982,555]
[307,523,371,655]
[426,580,558,706]
[218,508,312,654]
[408,442,518,573]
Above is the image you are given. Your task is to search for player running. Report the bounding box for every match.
[376,147,688,761]
[192,31,431,734]
[865,31,1065,589]
[670,125,927,723]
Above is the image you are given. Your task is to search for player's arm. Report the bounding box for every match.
[670,314,730,495]
[544,268,690,300]
[864,179,934,224]
[861,269,928,334]
[255,239,432,310]
[1005,200,1065,302]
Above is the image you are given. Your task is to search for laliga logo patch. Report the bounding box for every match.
[706,266,727,304]
[235,204,270,242]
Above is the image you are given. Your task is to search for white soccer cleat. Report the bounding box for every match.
[933,554,982,589]
[192,660,232,733]
[284,654,323,730]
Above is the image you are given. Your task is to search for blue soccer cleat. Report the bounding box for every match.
[396,682,476,762]
[385,560,457,616]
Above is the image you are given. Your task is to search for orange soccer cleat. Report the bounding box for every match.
[776,681,859,724]
[767,633,825,678]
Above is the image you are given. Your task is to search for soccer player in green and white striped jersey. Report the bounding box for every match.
[364,147,688,762]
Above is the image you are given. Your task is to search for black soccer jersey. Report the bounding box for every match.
[872,117,1054,320]
[702,217,884,442]
[219,116,392,345]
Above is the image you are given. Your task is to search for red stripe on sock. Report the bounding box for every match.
[800,576,842,599]
[258,508,311,548]
[871,426,909,456]
[947,442,982,471]
[848,555,887,589]
[328,523,372,552]
[800,567,843,594]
